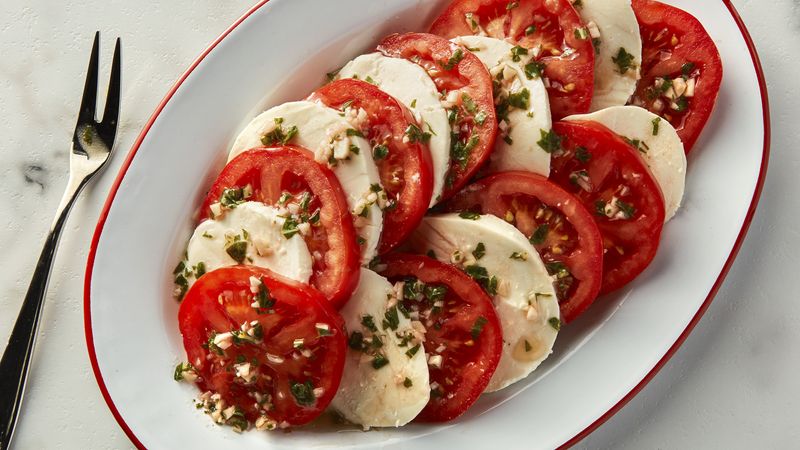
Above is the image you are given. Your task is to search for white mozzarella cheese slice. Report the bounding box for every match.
[576,0,643,111]
[186,201,313,284]
[338,53,450,206]
[452,36,552,176]
[407,214,560,392]
[331,269,430,428]
[566,105,686,221]
[228,100,383,263]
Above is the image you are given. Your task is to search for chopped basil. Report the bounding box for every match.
[255,278,274,309]
[173,362,193,381]
[537,129,562,153]
[346,128,363,138]
[594,200,607,216]
[525,25,536,35]
[575,146,591,163]
[361,314,378,332]
[382,306,400,331]
[410,99,417,108]
[462,93,478,113]
[472,242,486,260]
[475,111,488,125]
[524,61,546,80]
[356,236,366,245]
[442,47,464,70]
[225,238,248,264]
[459,211,481,220]
[548,317,562,331]
[510,252,528,261]
[652,117,662,136]
[464,265,498,295]
[348,331,365,351]
[624,137,650,153]
[202,231,213,239]
[503,134,513,145]
[405,124,432,144]
[219,186,249,209]
[424,284,448,303]
[530,224,549,245]
[616,199,636,219]
[510,45,528,62]
[574,27,588,40]
[365,75,375,84]
[281,217,300,239]
[405,344,421,358]
[226,407,248,432]
[290,380,316,406]
[372,354,389,370]
[261,118,298,145]
[373,144,389,159]
[403,278,423,300]
[326,68,340,81]
[681,62,696,75]
[194,262,206,278]
[545,261,574,300]
[674,96,689,112]
[507,88,530,110]
[403,377,413,388]
[450,132,479,169]
[471,316,488,340]
[612,47,636,74]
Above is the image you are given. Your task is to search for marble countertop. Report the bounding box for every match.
[1,0,797,448]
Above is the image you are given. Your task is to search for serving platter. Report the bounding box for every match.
[84,0,769,448]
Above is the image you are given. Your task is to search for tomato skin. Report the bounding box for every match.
[178,265,346,427]
[443,171,603,322]
[549,121,665,294]
[377,32,498,201]
[308,79,433,253]
[377,253,502,422]
[428,0,594,120]
[629,0,723,152]
[199,146,360,308]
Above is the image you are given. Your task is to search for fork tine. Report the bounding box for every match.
[76,31,100,126]
[101,37,121,133]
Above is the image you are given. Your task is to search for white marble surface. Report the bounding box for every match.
[0,0,797,448]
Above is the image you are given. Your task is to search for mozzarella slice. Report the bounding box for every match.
[229,101,383,263]
[566,105,686,221]
[452,36,552,176]
[575,0,642,111]
[331,269,430,428]
[338,53,450,206]
[407,214,560,392]
[186,202,313,283]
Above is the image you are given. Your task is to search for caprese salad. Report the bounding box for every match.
[171,0,722,433]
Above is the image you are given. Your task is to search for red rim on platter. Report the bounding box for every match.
[83,1,770,448]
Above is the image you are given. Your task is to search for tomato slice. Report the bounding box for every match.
[376,253,502,422]
[308,79,433,253]
[429,0,594,119]
[548,121,665,294]
[628,0,723,152]
[443,171,603,322]
[177,266,346,428]
[199,146,360,308]
[377,32,498,201]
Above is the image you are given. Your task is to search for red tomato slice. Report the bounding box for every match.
[376,253,502,422]
[548,121,665,294]
[178,266,346,428]
[429,0,594,119]
[443,171,603,322]
[199,146,360,308]
[629,0,723,152]
[377,32,498,201]
[308,79,433,253]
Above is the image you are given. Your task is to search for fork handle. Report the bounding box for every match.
[0,175,85,450]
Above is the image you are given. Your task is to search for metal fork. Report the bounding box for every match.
[0,32,121,450]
